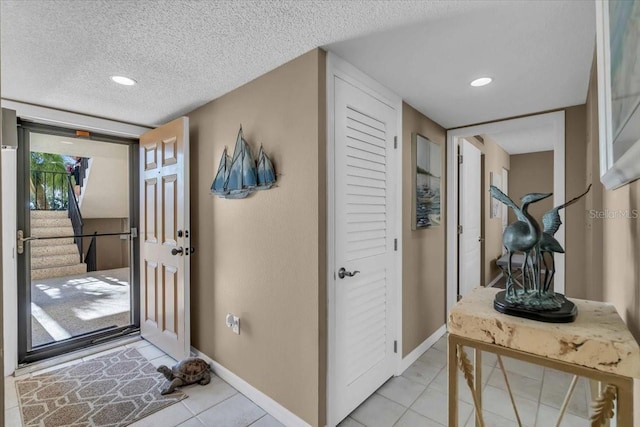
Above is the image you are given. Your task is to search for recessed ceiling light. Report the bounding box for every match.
[111,75,137,86]
[470,77,493,87]
[59,141,74,145]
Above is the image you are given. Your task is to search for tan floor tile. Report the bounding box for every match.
[196,393,264,427]
[350,393,406,427]
[129,401,193,427]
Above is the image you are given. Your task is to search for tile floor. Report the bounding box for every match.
[340,335,592,427]
[4,339,285,427]
[4,334,592,427]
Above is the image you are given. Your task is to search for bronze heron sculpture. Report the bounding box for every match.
[489,186,551,297]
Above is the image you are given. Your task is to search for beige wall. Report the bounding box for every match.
[585,52,640,339]
[601,182,640,338]
[585,55,604,302]
[187,49,326,427]
[402,103,446,356]
[82,218,129,270]
[564,104,588,299]
[479,136,510,285]
[584,50,640,414]
[508,151,554,225]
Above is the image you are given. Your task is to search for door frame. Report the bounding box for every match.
[326,52,403,427]
[446,111,566,313]
[2,100,149,370]
[16,121,138,363]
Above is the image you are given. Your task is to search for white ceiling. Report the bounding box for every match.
[327,1,595,129]
[1,0,595,131]
[486,125,556,155]
[30,133,129,159]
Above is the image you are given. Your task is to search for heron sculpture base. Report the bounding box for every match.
[494,290,577,323]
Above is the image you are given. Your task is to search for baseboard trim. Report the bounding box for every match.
[399,324,447,373]
[192,347,312,427]
[486,273,504,288]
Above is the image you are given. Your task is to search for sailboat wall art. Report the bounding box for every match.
[210,126,277,199]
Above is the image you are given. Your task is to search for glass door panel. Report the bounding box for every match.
[30,233,132,348]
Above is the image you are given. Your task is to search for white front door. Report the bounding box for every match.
[333,76,397,423]
[458,139,482,297]
[139,117,190,361]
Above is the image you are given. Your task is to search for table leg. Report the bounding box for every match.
[448,334,458,427]
[616,378,633,427]
[474,349,482,427]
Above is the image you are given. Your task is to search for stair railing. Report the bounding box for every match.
[30,170,70,210]
[86,232,98,272]
[66,175,84,262]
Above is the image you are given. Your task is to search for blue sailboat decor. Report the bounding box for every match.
[210,126,276,199]
[255,145,276,190]
[210,147,231,197]
[225,126,257,199]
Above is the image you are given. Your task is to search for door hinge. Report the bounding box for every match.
[394,340,398,353]
[458,154,463,164]
[394,238,398,251]
[458,225,463,234]
[394,136,397,149]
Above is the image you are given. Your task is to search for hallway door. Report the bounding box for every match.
[332,76,398,424]
[139,117,191,361]
[458,139,482,297]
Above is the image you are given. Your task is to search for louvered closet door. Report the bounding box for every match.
[334,77,397,422]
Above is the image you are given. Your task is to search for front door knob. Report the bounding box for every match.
[171,247,184,256]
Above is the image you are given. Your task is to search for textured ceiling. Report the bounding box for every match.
[1,0,595,131]
[1,0,492,127]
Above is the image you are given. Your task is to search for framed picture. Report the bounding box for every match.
[596,0,640,189]
[490,172,502,219]
[412,133,441,229]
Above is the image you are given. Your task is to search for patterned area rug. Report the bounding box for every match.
[15,348,186,426]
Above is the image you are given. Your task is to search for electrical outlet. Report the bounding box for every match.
[232,315,240,335]
[225,313,240,335]
[225,313,234,328]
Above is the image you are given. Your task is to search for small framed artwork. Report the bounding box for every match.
[490,172,502,219]
[412,133,442,229]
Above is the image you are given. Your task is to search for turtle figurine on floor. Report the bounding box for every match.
[157,357,211,395]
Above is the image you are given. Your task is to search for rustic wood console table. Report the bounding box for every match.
[447,287,640,427]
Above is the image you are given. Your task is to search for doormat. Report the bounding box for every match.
[15,348,187,426]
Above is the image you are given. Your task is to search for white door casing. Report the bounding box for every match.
[327,53,402,427]
[2,148,17,376]
[139,117,190,361]
[458,139,482,297]
[0,102,150,374]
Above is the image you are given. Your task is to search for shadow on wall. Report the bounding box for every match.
[626,184,640,340]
